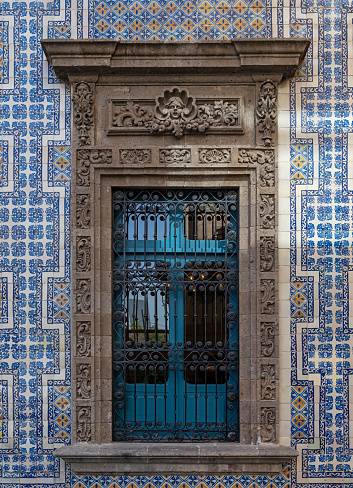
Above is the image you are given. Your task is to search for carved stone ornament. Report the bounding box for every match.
[259,194,275,229]
[238,148,274,186]
[260,407,276,442]
[77,237,91,272]
[199,148,231,164]
[77,321,91,357]
[77,149,112,187]
[76,279,91,314]
[260,236,275,272]
[77,364,92,400]
[112,87,239,139]
[261,364,276,400]
[256,80,277,147]
[260,279,275,315]
[260,322,276,357]
[76,406,91,441]
[120,149,151,164]
[76,194,91,229]
[73,82,94,146]
[160,148,191,164]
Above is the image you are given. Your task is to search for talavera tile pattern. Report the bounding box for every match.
[0,0,352,486]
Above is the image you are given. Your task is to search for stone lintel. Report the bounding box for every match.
[55,443,298,475]
[41,39,310,83]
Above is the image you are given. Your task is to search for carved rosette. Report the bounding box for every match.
[199,148,231,164]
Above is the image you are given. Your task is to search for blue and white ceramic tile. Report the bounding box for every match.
[0,0,353,486]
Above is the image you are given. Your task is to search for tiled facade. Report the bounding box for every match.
[0,0,352,486]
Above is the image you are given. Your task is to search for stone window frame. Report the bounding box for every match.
[41,39,310,476]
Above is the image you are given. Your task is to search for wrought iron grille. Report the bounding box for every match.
[112,189,239,442]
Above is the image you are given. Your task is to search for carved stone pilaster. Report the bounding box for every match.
[256,80,277,147]
[73,82,94,146]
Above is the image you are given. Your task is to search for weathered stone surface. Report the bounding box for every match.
[55,443,298,475]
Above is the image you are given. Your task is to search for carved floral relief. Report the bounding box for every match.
[112,87,240,139]
[159,148,191,164]
[260,236,275,272]
[256,80,277,147]
[199,148,231,164]
[73,82,94,146]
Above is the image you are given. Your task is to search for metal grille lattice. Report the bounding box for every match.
[113,189,239,441]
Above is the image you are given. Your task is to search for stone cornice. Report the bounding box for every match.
[41,39,310,83]
[55,442,299,475]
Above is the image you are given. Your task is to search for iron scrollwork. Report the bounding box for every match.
[112,189,239,442]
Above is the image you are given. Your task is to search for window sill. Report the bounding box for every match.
[55,443,298,475]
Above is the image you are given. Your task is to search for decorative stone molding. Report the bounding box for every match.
[256,80,277,147]
[159,148,191,164]
[260,322,276,357]
[76,194,91,229]
[238,148,274,186]
[259,194,275,229]
[76,237,91,272]
[260,364,276,400]
[260,407,276,443]
[40,38,309,474]
[111,87,241,139]
[73,82,94,146]
[260,279,275,315]
[260,236,275,272]
[77,364,92,400]
[77,406,92,441]
[119,149,151,164]
[77,149,112,186]
[76,279,91,314]
[76,321,91,357]
[199,148,231,164]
